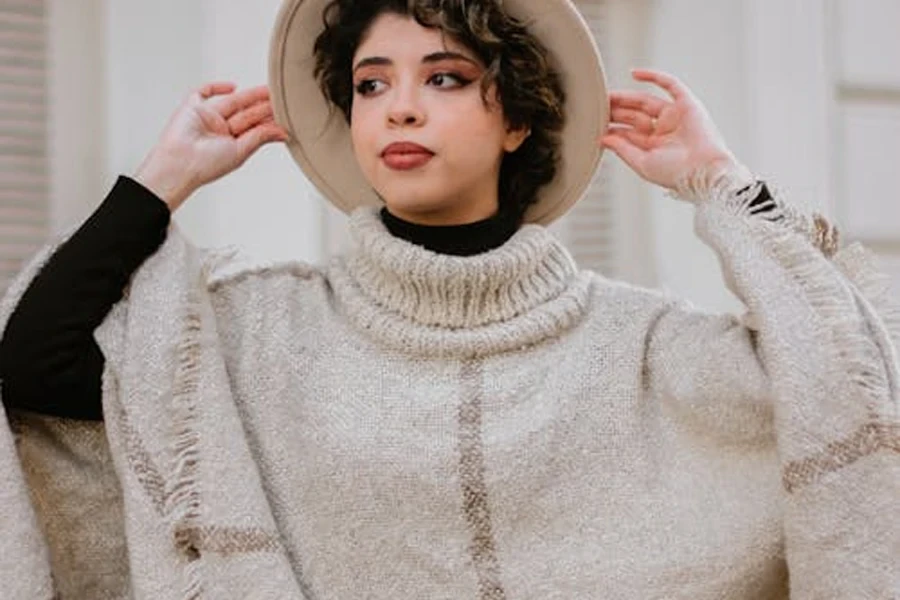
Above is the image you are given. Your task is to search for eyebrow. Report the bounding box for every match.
[352,51,479,74]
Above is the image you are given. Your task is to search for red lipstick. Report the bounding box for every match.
[381,142,435,171]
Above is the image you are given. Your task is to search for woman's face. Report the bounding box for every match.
[350,12,529,225]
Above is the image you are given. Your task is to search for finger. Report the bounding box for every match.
[609,90,669,118]
[197,81,237,100]
[209,85,271,119]
[228,100,274,137]
[236,122,290,161]
[600,130,646,169]
[603,125,653,151]
[610,108,655,134]
[631,69,687,102]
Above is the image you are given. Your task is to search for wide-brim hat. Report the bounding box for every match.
[269,0,607,225]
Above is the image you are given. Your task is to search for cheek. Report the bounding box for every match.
[439,108,508,163]
[444,93,507,143]
[349,110,376,164]
[349,120,362,154]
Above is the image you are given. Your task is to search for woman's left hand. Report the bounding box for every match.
[600,69,740,191]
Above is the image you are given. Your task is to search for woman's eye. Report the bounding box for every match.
[428,72,470,88]
[355,79,383,96]
[355,73,471,96]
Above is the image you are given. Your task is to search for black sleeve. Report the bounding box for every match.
[0,176,171,421]
[744,181,777,216]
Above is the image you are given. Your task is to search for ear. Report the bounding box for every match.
[503,123,531,153]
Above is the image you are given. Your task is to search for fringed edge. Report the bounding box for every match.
[831,243,900,417]
[832,243,900,350]
[667,161,756,206]
[671,163,841,257]
[748,185,899,419]
[760,225,894,416]
[165,289,205,600]
[695,175,898,484]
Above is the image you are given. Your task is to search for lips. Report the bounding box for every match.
[381,141,435,170]
[382,141,434,156]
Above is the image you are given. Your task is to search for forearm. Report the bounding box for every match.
[0,176,171,421]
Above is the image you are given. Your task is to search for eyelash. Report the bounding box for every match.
[354,72,473,97]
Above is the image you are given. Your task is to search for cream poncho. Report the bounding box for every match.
[1,170,898,599]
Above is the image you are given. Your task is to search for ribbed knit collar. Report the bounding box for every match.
[328,208,594,358]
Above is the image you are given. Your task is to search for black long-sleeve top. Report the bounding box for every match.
[0,177,520,421]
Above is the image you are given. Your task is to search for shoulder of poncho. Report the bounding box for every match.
[581,269,743,332]
[202,245,326,293]
[585,269,685,313]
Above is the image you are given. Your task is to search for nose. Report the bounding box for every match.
[386,81,425,127]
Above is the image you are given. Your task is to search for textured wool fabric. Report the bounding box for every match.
[0,168,898,599]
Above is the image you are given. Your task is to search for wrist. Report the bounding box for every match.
[708,159,755,195]
[670,155,755,204]
[693,153,753,191]
[133,151,196,212]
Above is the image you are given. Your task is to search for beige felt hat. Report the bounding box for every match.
[269,0,607,225]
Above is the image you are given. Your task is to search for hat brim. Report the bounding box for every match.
[269,0,607,225]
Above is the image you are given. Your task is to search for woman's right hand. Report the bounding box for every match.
[133,82,290,212]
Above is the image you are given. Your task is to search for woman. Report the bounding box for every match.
[0,0,897,598]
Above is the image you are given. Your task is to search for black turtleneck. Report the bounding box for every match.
[0,177,518,421]
[380,207,519,256]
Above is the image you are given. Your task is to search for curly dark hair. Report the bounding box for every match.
[312,0,566,223]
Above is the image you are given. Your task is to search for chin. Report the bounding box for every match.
[383,200,450,220]
[379,190,451,218]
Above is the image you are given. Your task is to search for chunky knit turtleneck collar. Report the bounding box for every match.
[328,207,594,358]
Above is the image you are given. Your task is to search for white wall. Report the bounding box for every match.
[643,0,751,313]
[643,0,834,313]
[47,0,106,233]
[48,0,325,261]
[188,0,323,261]
[831,0,900,287]
[104,0,322,261]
